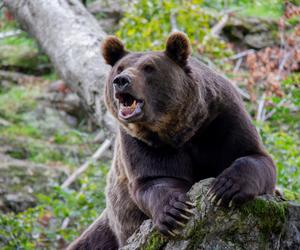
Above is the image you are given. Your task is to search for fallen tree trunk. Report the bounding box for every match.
[3,0,110,127]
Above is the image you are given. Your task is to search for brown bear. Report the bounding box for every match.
[68,32,276,250]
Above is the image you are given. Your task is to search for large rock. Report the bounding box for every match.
[222,16,279,49]
[0,153,67,212]
[122,179,300,250]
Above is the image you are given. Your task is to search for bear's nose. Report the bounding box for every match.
[113,75,131,92]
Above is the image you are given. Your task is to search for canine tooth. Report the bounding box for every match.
[130,100,137,110]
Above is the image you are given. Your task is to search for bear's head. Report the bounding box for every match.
[102,32,208,147]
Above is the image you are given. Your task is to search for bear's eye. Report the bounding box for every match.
[117,66,124,74]
[142,64,155,73]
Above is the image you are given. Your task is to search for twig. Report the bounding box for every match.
[0,30,23,40]
[256,93,266,122]
[264,94,290,121]
[202,13,229,45]
[61,138,112,188]
[60,137,111,229]
[170,10,178,32]
[222,49,255,62]
[233,57,243,73]
[276,50,293,80]
[61,217,70,229]
[210,13,229,37]
[235,86,250,100]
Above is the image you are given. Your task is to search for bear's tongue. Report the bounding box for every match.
[121,100,137,116]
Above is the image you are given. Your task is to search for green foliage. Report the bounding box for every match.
[203,0,284,19]
[0,163,108,249]
[52,130,86,145]
[117,0,210,51]
[258,73,300,193]
[0,207,42,250]
[0,17,33,47]
[116,0,232,58]
[263,129,300,192]
[0,33,36,48]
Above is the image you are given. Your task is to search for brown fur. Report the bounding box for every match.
[165,32,191,68]
[101,36,128,66]
[68,33,276,250]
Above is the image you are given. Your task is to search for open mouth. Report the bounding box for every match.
[115,93,144,121]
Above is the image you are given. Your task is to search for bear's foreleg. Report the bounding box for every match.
[131,177,195,237]
[67,209,118,250]
[207,154,276,207]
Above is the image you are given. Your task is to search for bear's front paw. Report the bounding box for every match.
[207,175,256,208]
[154,193,195,237]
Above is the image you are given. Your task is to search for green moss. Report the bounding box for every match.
[240,198,286,244]
[185,221,206,250]
[283,189,300,203]
[141,231,167,250]
[241,198,286,231]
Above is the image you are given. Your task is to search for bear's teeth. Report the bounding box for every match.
[130,100,137,110]
[120,100,138,117]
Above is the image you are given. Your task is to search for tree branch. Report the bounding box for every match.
[61,138,112,188]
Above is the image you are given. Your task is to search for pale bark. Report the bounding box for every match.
[3,0,111,127]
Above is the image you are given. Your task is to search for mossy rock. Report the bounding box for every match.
[122,179,300,250]
[222,16,279,49]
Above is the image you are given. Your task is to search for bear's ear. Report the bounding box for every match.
[165,32,191,66]
[101,36,128,66]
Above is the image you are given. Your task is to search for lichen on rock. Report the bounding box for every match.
[122,179,300,250]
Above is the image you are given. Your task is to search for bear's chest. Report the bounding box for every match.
[121,138,221,184]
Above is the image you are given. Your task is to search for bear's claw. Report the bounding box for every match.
[207,177,239,207]
[167,230,176,237]
[183,208,194,215]
[207,166,260,208]
[175,220,186,227]
[179,213,190,220]
[184,201,195,207]
[154,192,194,237]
